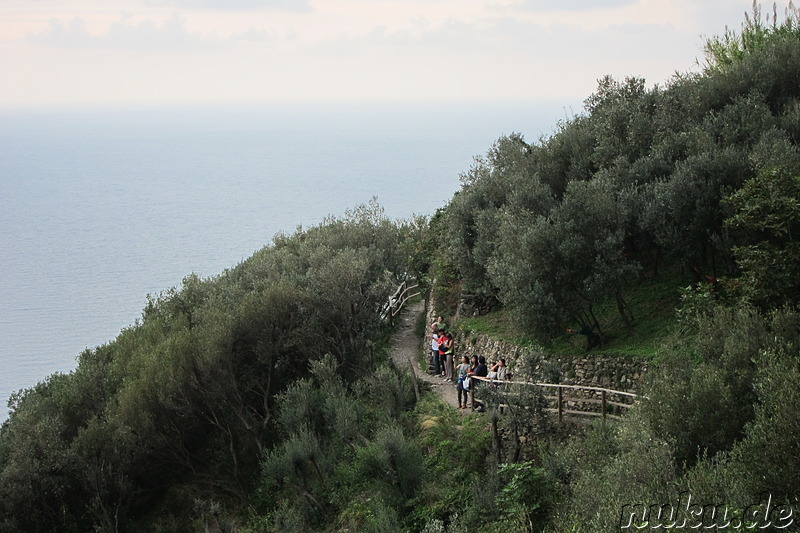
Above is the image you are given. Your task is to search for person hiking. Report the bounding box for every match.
[430,331,441,375]
[437,331,448,378]
[442,333,455,382]
[455,355,470,409]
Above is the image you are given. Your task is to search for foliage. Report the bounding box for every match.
[410,397,493,527]
[543,416,677,532]
[431,2,800,350]
[6,6,800,532]
[490,176,640,344]
[723,346,800,503]
[537,306,800,531]
[443,133,551,308]
[461,269,683,357]
[0,200,419,532]
[702,1,800,73]
[494,461,552,530]
[255,354,419,532]
[726,164,800,307]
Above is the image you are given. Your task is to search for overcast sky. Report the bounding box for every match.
[0,0,777,109]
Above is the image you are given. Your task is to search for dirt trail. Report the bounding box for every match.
[388,300,460,409]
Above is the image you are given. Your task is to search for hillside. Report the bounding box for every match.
[2,5,800,532]
[458,267,684,358]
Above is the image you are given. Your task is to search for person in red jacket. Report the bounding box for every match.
[441,333,454,382]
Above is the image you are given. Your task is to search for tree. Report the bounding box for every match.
[726,164,800,306]
[702,1,800,74]
[444,134,541,300]
[490,176,639,344]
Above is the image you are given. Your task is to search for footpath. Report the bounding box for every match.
[388,300,460,409]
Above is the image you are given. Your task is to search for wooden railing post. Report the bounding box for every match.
[384,280,420,324]
[601,390,607,420]
[469,377,475,409]
[463,376,638,421]
[557,387,563,423]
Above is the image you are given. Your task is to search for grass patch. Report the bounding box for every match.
[459,309,539,347]
[457,269,688,359]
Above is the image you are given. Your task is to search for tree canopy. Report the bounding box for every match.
[432,2,800,346]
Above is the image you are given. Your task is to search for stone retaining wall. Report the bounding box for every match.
[426,298,648,394]
[454,332,647,393]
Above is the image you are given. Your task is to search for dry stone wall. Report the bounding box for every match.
[453,332,647,393]
[427,297,648,394]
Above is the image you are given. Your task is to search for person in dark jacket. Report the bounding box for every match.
[475,356,488,379]
[467,356,489,410]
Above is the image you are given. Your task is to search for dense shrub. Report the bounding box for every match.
[0,201,416,532]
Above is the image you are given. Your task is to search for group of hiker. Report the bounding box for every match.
[429,316,509,409]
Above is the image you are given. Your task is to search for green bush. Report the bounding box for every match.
[545,416,677,532]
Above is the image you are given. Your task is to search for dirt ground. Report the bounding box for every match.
[388,300,462,409]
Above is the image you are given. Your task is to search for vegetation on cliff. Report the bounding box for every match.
[434,3,800,347]
[2,4,800,531]
[0,201,427,531]
[424,4,800,529]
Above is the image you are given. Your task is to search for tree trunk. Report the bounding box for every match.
[615,290,635,334]
[491,411,502,464]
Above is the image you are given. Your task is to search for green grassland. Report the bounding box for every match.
[459,269,685,359]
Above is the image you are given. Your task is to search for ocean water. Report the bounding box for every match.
[0,101,575,421]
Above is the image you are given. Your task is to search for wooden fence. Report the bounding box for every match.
[383,280,420,324]
[468,376,638,421]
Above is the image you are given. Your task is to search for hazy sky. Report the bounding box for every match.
[0,0,775,109]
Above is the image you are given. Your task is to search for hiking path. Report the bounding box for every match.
[388,300,460,409]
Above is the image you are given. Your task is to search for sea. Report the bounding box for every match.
[0,100,577,421]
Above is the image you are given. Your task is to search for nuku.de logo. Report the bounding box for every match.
[619,491,794,529]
